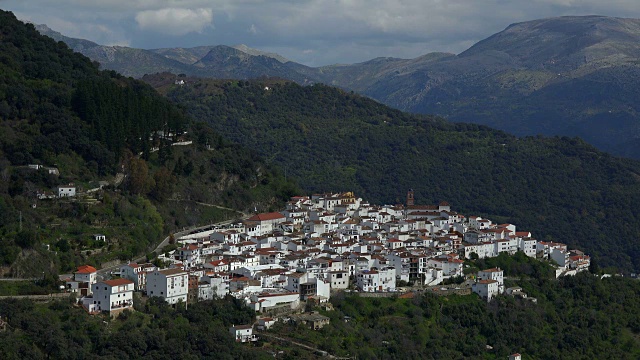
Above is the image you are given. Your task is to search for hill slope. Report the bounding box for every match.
[151,74,640,272]
[0,11,297,277]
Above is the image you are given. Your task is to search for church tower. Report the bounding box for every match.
[406,189,415,206]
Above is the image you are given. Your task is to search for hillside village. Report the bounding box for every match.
[64,191,590,325]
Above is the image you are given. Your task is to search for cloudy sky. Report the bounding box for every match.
[3,0,640,66]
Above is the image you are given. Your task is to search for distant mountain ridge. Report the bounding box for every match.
[35,24,310,81]
[37,16,640,158]
[320,16,640,158]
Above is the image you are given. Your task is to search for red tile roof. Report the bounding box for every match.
[103,278,133,287]
[478,279,498,284]
[247,212,285,221]
[76,265,97,274]
[158,268,188,276]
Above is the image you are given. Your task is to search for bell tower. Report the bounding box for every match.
[406,189,415,206]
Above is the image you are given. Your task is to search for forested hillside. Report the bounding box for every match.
[0,297,275,359]
[2,270,638,359]
[275,272,640,359]
[0,11,298,278]
[155,75,640,272]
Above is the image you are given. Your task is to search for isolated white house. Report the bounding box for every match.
[58,185,76,197]
[478,268,504,294]
[472,279,500,301]
[230,325,257,342]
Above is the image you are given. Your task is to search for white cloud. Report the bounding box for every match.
[135,8,213,35]
[248,24,258,35]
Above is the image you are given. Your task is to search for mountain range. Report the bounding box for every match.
[36,16,640,158]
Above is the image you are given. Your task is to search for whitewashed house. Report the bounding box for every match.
[478,268,504,294]
[327,270,349,290]
[66,265,98,296]
[58,184,76,197]
[356,267,396,292]
[84,278,134,316]
[472,279,500,301]
[230,325,257,342]
[146,268,189,307]
[120,263,156,291]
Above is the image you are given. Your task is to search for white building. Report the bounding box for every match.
[175,244,202,269]
[120,263,156,291]
[472,279,500,301]
[146,268,189,307]
[244,212,287,236]
[58,185,76,197]
[478,268,504,285]
[422,267,444,286]
[327,270,349,290]
[550,248,570,270]
[519,238,537,257]
[463,242,496,259]
[478,268,504,294]
[300,277,331,301]
[230,325,257,342]
[427,258,464,278]
[85,278,134,315]
[66,265,98,296]
[356,267,396,292]
[250,292,300,312]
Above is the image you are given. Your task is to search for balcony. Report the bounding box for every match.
[111,300,133,309]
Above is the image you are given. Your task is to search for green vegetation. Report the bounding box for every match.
[159,76,640,272]
[0,11,299,278]
[0,280,52,296]
[272,274,640,359]
[473,252,556,280]
[0,297,275,359]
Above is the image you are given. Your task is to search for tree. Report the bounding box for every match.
[124,154,152,195]
[151,167,176,202]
